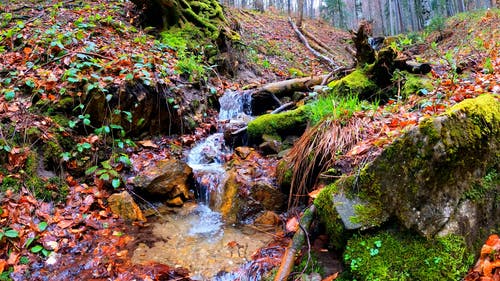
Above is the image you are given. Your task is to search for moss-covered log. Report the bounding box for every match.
[247,106,309,143]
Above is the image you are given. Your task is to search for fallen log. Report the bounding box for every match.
[288,17,339,69]
[274,204,316,281]
[301,26,339,59]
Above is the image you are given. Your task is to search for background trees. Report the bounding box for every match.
[222,0,496,35]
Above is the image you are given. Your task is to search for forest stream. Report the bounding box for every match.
[131,91,273,280]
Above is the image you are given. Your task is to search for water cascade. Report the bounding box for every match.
[132,90,269,280]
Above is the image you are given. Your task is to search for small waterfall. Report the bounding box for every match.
[218,90,252,121]
[186,90,252,210]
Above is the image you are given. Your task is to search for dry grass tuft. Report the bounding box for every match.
[280,117,368,208]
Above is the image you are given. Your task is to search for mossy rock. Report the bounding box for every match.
[343,231,473,281]
[327,69,379,100]
[401,72,434,98]
[247,106,309,143]
[315,94,500,249]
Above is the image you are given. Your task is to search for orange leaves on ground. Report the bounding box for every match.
[466,234,500,281]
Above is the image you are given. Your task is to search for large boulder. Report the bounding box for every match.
[132,158,193,206]
[315,94,500,248]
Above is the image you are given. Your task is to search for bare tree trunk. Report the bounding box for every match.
[378,0,386,35]
[297,0,304,27]
[420,0,431,27]
[355,0,363,23]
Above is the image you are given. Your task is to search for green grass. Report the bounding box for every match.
[307,94,378,125]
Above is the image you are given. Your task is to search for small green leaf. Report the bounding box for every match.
[125,73,133,80]
[112,178,121,188]
[83,118,91,126]
[101,160,112,170]
[99,173,110,181]
[25,237,35,248]
[38,222,48,231]
[68,120,77,128]
[25,79,35,88]
[60,152,71,161]
[5,229,19,238]
[85,165,99,175]
[82,142,92,149]
[4,90,15,101]
[31,245,43,253]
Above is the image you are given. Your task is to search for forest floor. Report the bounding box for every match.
[0,0,499,280]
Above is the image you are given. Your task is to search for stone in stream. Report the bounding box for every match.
[132,158,193,206]
[108,191,146,222]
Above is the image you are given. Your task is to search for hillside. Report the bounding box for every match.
[0,0,499,280]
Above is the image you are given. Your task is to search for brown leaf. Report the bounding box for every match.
[322,272,339,281]
[57,220,74,229]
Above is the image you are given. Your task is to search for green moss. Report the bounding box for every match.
[314,183,348,249]
[247,106,309,142]
[327,69,379,99]
[277,160,292,188]
[401,72,434,98]
[288,67,306,77]
[343,231,473,281]
[462,168,500,202]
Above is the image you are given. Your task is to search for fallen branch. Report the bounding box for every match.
[274,205,316,281]
[301,26,339,59]
[288,17,339,69]
[256,74,329,97]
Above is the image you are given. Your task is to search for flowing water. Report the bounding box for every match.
[132,90,270,280]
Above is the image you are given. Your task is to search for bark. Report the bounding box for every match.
[297,0,304,27]
[274,205,316,281]
[351,21,375,65]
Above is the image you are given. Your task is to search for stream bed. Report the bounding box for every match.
[131,90,273,280]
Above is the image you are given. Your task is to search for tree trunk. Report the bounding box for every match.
[355,0,363,23]
[421,0,432,27]
[297,0,304,27]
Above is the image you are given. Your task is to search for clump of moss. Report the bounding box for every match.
[247,106,309,143]
[327,69,379,100]
[401,72,434,98]
[314,183,349,249]
[344,231,473,281]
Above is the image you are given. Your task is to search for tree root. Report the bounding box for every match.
[274,205,316,281]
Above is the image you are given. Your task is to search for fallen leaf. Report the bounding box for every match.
[322,272,339,281]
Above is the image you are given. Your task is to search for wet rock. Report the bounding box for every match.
[316,94,500,248]
[254,211,281,227]
[251,182,286,211]
[133,159,193,205]
[108,191,146,222]
[166,196,184,207]
[259,140,282,154]
[258,134,283,154]
[234,146,252,159]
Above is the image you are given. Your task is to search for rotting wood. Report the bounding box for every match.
[288,17,339,69]
[274,204,316,281]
